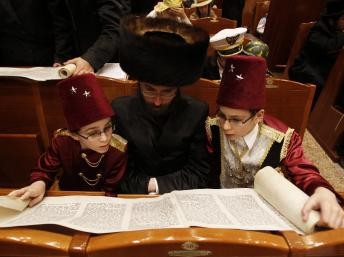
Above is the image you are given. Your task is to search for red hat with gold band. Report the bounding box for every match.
[58,74,114,131]
[217,55,266,109]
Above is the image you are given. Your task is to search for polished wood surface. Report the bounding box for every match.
[87,228,289,257]
[265,78,315,139]
[263,0,326,70]
[283,21,316,79]
[241,0,258,33]
[0,133,44,188]
[191,17,237,35]
[185,7,222,18]
[308,49,344,161]
[281,229,344,257]
[0,227,74,257]
[241,0,270,35]
[252,1,270,36]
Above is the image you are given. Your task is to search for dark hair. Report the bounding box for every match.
[183,0,193,8]
[196,4,211,18]
[249,109,261,115]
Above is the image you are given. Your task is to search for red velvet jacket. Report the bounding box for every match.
[30,129,127,195]
[207,114,343,202]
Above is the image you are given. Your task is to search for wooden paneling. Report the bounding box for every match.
[283,22,316,79]
[87,228,289,257]
[0,78,41,134]
[265,78,315,138]
[191,17,237,35]
[308,50,344,161]
[0,133,44,188]
[263,0,326,70]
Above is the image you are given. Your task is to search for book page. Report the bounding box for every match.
[254,166,320,234]
[0,195,187,233]
[0,196,129,233]
[172,190,234,227]
[96,63,127,80]
[124,195,187,231]
[172,189,297,232]
[0,196,29,211]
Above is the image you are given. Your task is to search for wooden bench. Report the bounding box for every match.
[308,49,344,161]
[0,76,314,188]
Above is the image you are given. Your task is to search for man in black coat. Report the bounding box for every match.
[52,0,130,74]
[0,0,62,66]
[112,16,211,194]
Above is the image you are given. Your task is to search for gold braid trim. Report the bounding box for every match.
[54,128,73,138]
[260,124,285,143]
[110,134,127,153]
[280,128,294,161]
[257,124,285,167]
[205,117,226,184]
[205,116,219,141]
[219,123,226,185]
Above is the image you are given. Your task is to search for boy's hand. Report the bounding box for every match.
[167,7,188,20]
[8,181,46,207]
[302,187,344,229]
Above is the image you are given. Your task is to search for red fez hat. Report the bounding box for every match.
[217,55,266,109]
[58,74,114,131]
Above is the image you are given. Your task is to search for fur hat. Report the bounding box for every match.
[58,74,114,131]
[119,16,209,87]
[217,55,266,110]
[210,28,247,57]
[322,0,344,17]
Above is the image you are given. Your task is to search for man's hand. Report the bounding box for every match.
[302,187,344,229]
[64,57,94,76]
[148,178,157,194]
[8,181,46,207]
[167,7,188,20]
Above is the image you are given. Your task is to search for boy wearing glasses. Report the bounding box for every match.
[9,74,127,207]
[111,16,210,194]
[206,55,344,228]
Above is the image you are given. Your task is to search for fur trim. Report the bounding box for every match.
[119,16,209,87]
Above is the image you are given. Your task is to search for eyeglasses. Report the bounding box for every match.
[141,89,176,99]
[216,112,255,127]
[77,123,113,141]
[140,83,177,100]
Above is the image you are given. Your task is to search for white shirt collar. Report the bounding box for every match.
[243,124,259,150]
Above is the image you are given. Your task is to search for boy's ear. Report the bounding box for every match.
[256,109,265,123]
[70,132,80,141]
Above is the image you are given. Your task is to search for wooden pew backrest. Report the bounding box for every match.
[0,133,44,188]
[283,21,316,79]
[191,17,237,35]
[265,78,315,138]
[86,228,289,257]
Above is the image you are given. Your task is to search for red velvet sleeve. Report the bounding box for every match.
[29,136,62,188]
[282,131,343,203]
[103,146,128,196]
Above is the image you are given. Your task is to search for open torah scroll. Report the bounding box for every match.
[0,64,76,81]
[0,167,320,234]
[0,63,127,81]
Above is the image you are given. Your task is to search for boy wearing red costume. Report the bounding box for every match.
[206,55,344,229]
[9,74,127,206]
